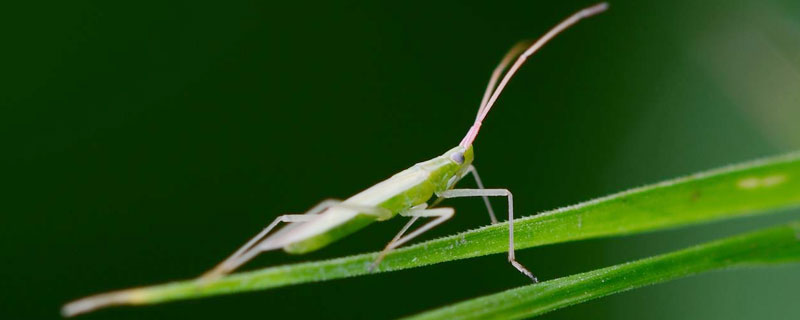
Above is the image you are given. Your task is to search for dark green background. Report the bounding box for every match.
[4,0,800,319]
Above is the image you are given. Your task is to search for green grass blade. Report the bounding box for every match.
[63,152,800,316]
[402,221,800,320]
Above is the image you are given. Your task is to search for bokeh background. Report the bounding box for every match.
[4,0,800,319]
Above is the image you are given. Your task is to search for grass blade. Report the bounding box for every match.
[402,221,800,320]
[63,152,800,316]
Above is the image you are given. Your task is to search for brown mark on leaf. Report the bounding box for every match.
[690,190,702,202]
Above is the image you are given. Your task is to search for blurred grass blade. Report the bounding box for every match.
[63,152,800,316]
[402,222,800,320]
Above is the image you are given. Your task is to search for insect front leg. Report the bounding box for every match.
[438,188,538,283]
[369,204,454,272]
[431,165,497,223]
[462,165,498,224]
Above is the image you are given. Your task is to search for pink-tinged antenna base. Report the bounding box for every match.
[459,2,608,147]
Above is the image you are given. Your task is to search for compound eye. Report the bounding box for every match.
[450,151,465,164]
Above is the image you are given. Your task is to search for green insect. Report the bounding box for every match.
[199,1,608,281]
[63,3,607,316]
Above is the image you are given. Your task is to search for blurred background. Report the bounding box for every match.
[3,0,800,319]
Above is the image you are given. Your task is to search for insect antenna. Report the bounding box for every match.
[460,2,608,147]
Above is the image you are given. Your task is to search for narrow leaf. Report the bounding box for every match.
[63,152,800,316]
[402,222,800,320]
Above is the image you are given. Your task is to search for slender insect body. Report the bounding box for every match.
[193,2,608,279]
[274,146,474,254]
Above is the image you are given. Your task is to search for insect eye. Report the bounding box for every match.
[450,152,465,164]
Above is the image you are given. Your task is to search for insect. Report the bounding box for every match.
[196,2,608,281]
[198,2,608,282]
[62,3,607,316]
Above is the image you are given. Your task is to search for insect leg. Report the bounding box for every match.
[369,205,454,272]
[438,188,538,282]
[431,165,497,223]
[199,199,342,280]
[378,203,428,252]
[369,204,429,270]
[462,165,498,224]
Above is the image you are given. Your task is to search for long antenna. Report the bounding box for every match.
[460,2,608,147]
[476,40,532,121]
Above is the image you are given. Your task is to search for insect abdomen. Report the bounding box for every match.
[284,173,437,254]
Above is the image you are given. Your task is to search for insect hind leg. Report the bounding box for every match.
[198,199,341,281]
